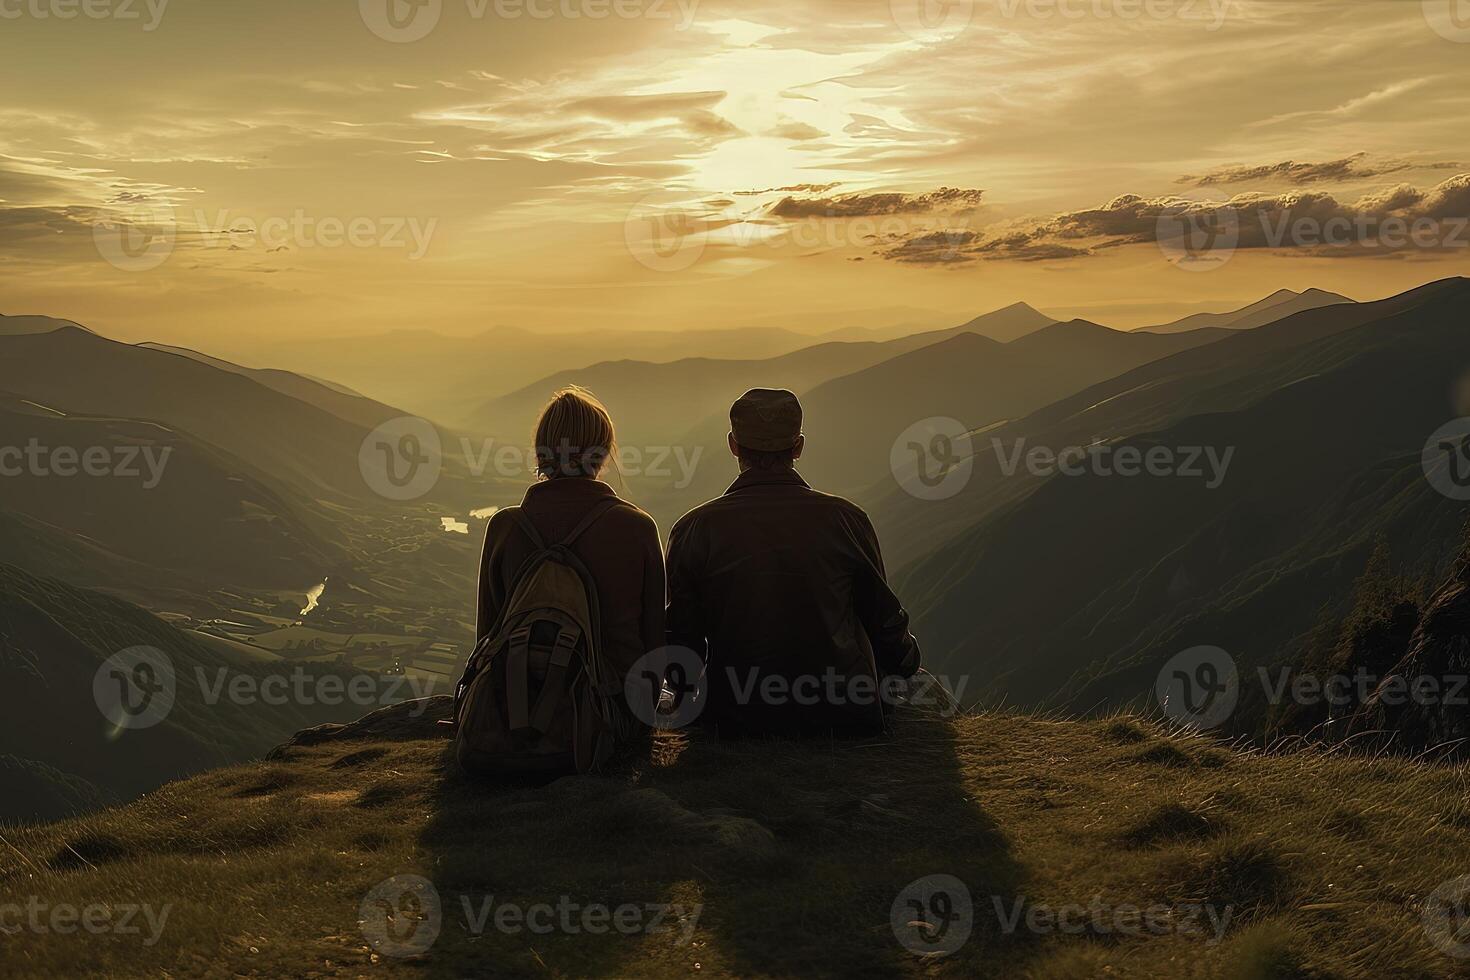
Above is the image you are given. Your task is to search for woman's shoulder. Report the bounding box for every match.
[608,497,660,535]
[481,505,523,542]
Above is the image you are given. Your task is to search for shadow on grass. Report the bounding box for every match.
[411,705,1031,978]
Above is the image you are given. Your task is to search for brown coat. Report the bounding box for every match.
[476,478,665,689]
[666,466,921,736]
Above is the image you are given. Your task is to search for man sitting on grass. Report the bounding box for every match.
[665,388,922,736]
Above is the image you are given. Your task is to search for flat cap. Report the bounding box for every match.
[730,388,803,452]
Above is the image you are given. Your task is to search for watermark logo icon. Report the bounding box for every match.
[625,645,707,730]
[93,646,176,731]
[1157,202,1238,271]
[1424,0,1470,42]
[1156,646,1239,730]
[624,193,707,273]
[890,0,975,41]
[891,874,973,957]
[360,0,442,42]
[360,875,443,958]
[93,201,175,272]
[359,416,443,501]
[1423,418,1470,500]
[1424,875,1470,957]
[891,417,974,500]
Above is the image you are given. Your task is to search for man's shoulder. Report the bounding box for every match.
[804,486,871,522]
[672,480,871,531]
[669,496,721,538]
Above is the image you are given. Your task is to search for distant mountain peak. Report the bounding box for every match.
[0,314,91,337]
[954,301,1056,343]
[1143,288,1354,335]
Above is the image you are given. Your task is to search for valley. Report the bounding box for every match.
[6,280,1470,825]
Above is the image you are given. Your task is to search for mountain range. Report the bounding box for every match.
[890,277,1470,733]
[0,560,384,823]
[15,281,1458,826]
[1142,287,1352,334]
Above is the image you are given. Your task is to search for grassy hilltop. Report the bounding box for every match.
[3,701,1470,979]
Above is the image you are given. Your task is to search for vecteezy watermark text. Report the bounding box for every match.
[194,667,436,714]
[93,646,437,732]
[360,875,701,959]
[889,0,1234,41]
[0,0,168,30]
[992,438,1235,489]
[1155,643,1470,732]
[992,895,1235,944]
[624,647,964,730]
[1258,667,1470,710]
[358,416,705,501]
[359,0,701,43]
[459,895,701,944]
[196,209,438,260]
[0,898,171,946]
[890,875,1234,958]
[94,207,439,272]
[0,441,172,488]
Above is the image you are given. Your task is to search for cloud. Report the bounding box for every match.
[1178,153,1463,187]
[882,229,980,264]
[733,182,841,196]
[767,119,827,141]
[1415,174,1470,220]
[768,186,984,218]
[561,91,728,121]
[682,110,744,139]
[1252,78,1433,129]
[878,175,1470,265]
[0,205,95,250]
[559,91,745,139]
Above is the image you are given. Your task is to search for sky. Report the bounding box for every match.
[2,0,1469,353]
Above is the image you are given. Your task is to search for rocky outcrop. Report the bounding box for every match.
[1349,557,1470,756]
[267,695,453,757]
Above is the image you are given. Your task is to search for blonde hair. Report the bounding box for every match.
[533,385,616,479]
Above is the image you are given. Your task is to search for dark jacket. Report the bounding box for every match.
[476,478,665,691]
[665,466,921,736]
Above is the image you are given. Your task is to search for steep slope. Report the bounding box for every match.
[797,321,1230,491]
[0,325,510,512]
[0,563,380,823]
[0,313,89,336]
[1144,288,1352,334]
[3,701,1465,977]
[464,302,1060,445]
[896,278,1470,731]
[0,327,388,502]
[0,394,345,599]
[870,277,1467,568]
[468,339,922,447]
[137,343,402,431]
[248,325,823,422]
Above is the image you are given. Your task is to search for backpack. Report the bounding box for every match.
[452,497,626,776]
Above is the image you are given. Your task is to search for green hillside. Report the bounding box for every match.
[0,395,346,602]
[873,278,1464,569]
[895,278,1470,731]
[0,562,407,824]
[3,700,1468,977]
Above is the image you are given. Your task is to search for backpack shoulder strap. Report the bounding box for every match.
[561,496,623,548]
[505,506,546,550]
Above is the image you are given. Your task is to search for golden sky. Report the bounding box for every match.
[2,0,1469,351]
